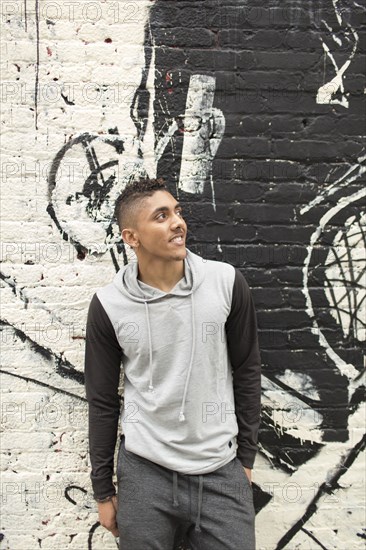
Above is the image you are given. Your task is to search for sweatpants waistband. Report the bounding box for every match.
[118,434,236,533]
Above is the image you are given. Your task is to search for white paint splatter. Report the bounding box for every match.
[262,376,323,444]
[178,75,225,208]
[324,212,366,342]
[302,188,366,396]
[321,19,342,45]
[141,21,157,179]
[51,134,141,255]
[277,369,321,400]
[300,155,366,215]
[316,3,359,108]
[332,0,343,25]
[217,236,222,253]
[154,119,179,163]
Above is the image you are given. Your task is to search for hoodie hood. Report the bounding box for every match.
[112,248,205,422]
[112,247,205,301]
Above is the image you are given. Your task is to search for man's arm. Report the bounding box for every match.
[84,293,123,500]
[225,268,262,471]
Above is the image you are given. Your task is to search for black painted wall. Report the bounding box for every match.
[142,2,365,545]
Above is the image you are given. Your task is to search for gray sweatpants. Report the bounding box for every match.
[116,434,256,550]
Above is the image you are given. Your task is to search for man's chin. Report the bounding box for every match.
[171,249,186,260]
[167,246,187,261]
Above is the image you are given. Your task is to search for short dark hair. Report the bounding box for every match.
[114,177,168,232]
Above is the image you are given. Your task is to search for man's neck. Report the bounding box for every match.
[137,258,185,293]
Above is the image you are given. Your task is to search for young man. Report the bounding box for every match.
[84,178,262,549]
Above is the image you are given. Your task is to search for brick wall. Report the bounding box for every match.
[1,1,365,548]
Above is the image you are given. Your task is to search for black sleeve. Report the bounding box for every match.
[84,293,123,500]
[225,268,262,469]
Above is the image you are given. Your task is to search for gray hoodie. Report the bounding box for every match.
[85,248,261,500]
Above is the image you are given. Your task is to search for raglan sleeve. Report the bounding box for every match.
[84,293,123,500]
[225,268,262,469]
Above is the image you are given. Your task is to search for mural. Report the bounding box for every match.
[0,0,365,548]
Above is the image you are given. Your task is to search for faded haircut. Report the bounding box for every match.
[114,178,167,232]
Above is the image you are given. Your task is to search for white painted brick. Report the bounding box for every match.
[2,1,364,548]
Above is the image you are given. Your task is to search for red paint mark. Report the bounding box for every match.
[105,38,112,43]
[165,71,173,94]
[46,47,52,56]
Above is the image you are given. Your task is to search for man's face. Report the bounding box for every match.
[127,190,188,262]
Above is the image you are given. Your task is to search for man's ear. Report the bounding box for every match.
[122,229,139,249]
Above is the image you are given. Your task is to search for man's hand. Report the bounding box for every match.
[97,495,119,537]
[243,467,252,484]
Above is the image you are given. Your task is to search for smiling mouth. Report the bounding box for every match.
[170,235,184,243]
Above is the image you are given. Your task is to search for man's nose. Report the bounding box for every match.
[172,213,185,227]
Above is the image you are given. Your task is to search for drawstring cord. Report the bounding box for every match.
[172,471,179,507]
[195,475,203,532]
[178,293,195,422]
[171,471,204,532]
[144,301,155,393]
[144,294,196,423]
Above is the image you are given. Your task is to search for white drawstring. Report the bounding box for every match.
[178,293,195,422]
[144,301,155,393]
[143,292,195,421]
